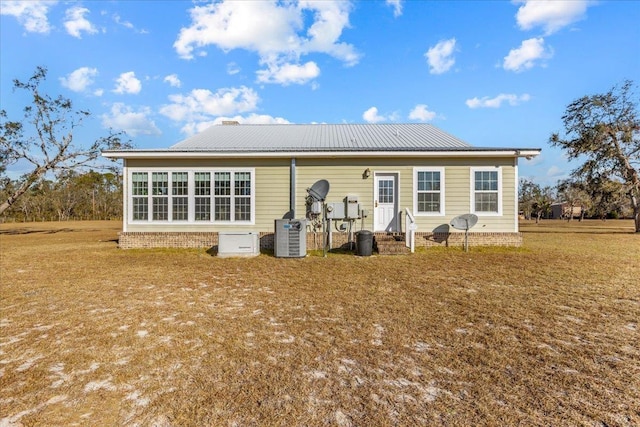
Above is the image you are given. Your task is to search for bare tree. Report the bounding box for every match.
[550,80,640,232]
[0,66,129,215]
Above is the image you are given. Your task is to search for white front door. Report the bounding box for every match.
[374,173,399,232]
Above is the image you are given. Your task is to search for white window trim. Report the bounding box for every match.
[413,167,445,216]
[470,167,502,216]
[127,167,255,225]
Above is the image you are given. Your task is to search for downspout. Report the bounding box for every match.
[123,159,128,232]
[514,157,519,233]
[290,157,296,218]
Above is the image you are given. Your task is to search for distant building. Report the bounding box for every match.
[551,202,583,219]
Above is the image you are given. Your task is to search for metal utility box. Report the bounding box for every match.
[310,200,323,215]
[274,219,307,258]
[345,195,359,219]
[325,202,345,219]
[218,232,260,258]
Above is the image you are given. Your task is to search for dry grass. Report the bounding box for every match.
[1,219,638,426]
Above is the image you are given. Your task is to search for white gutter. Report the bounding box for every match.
[102,149,542,160]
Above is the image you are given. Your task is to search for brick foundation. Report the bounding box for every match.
[417,231,523,247]
[118,231,523,250]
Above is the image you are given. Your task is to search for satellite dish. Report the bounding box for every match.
[307,179,330,202]
[450,213,478,252]
[450,213,478,231]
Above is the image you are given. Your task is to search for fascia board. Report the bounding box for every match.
[102,149,542,159]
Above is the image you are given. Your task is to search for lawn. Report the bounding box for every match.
[1,220,638,426]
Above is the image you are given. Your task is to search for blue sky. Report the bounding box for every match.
[1,0,639,186]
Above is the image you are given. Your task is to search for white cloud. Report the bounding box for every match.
[181,114,291,136]
[59,67,98,92]
[112,13,148,34]
[101,103,160,137]
[113,71,142,94]
[163,74,181,88]
[227,62,240,75]
[63,6,98,38]
[386,0,403,17]
[503,37,552,72]
[409,104,436,122]
[363,107,388,123]
[159,86,260,125]
[514,0,591,35]
[113,13,133,29]
[0,0,57,33]
[256,61,320,85]
[546,165,565,178]
[425,38,457,74]
[173,1,360,85]
[465,93,531,109]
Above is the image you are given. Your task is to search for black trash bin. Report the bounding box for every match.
[356,230,373,256]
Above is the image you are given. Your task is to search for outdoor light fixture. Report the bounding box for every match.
[363,168,371,179]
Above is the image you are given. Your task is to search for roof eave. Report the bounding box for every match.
[102,148,542,160]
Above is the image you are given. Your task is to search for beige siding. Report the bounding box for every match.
[123,156,518,234]
[296,157,517,233]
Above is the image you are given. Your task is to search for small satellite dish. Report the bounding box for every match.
[450,213,478,231]
[450,213,478,252]
[307,179,330,202]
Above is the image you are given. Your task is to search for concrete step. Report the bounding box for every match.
[374,234,410,255]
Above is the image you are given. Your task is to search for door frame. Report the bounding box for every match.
[373,171,400,232]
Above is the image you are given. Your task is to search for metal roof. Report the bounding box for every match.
[170,123,472,152]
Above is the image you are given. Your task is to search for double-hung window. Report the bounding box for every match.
[414,167,445,215]
[132,172,148,220]
[234,172,252,221]
[194,172,211,221]
[214,172,231,221]
[172,172,188,221]
[213,171,252,222]
[471,167,502,215]
[152,172,169,220]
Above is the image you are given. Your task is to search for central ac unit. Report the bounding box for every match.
[274,219,307,258]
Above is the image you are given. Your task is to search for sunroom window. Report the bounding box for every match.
[151,172,168,220]
[131,172,148,220]
[129,169,253,223]
[194,172,211,221]
[172,172,188,221]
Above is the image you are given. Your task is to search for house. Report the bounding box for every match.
[102,123,541,251]
[550,202,584,220]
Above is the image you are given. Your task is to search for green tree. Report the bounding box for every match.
[550,80,640,232]
[519,178,554,223]
[532,185,554,223]
[0,66,130,215]
[519,178,538,220]
[556,179,589,221]
[584,176,629,220]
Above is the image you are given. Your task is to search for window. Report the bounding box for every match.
[472,168,501,215]
[214,172,231,221]
[194,172,211,221]
[129,169,253,223]
[132,172,148,220]
[172,172,188,221]
[414,168,444,215]
[152,172,168,220]
[234,172,251,221]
